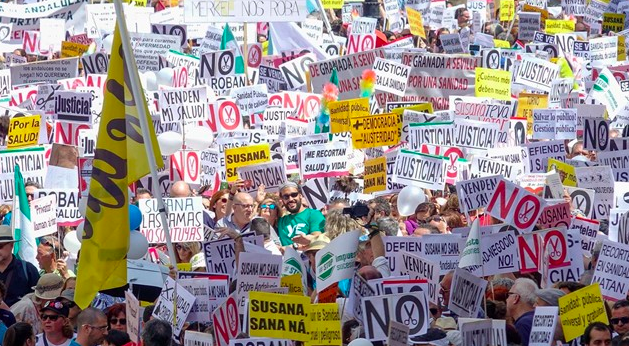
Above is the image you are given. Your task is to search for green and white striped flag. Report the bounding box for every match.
[13,165,37,265]
[220,24,245,74]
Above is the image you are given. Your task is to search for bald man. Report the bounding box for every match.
[170,181,192,198]
[216,192,255,232]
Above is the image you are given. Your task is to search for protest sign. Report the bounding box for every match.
[559,284,608,342]
[364,157,387,194]
[248,292,310,341]
[448,268,488,318]
[455,175,500,213]
[515,56,560,92]
[230,339,290,346]
[35,189,80,226]
[388,321,409,346]
[372,58,411,96]
[30,194,57,237]
[532,109,577,140]
[592,239,629,301]
[576,166,614,220]
[82,52,109,75]
[138,197,203,243]
[0,147,46,202]
[521,140,566,174]
[279,53,316,90]
[225,144,271,182]
[393,150,445,190]
[230,85,268,116]
[7,115,40,149]
[237,160,286,196]
[421,234,462,275]
[213,294,239,346]
[518,227,569,273]
[315,231,360,292]
[205,234,262,274]
[10,58,79,86]
[529,307,559,346]
[125,291,140,344]
[153,277,196,337]
[300,141,349,180]
[259,66,288,93]
[469,157,521,180]
[481,231,519,275]
[350,112,399,149]
[460,320,493,345]
[186,331,213,346]
[454,118,500,153]
[537,202,572,229]
[54,91,92,123]
[362,292,429,341]
[486,179,545,233]
[329,98,369,134]
[408,122,455,150]
[129,32,180,71]
[159,87,207,123]
[588,68,629,118]
[384,237,422,275]
[475,67,511,100]
[519,12,541,41]
[307,304,342,346]
[184,0,307,22]
[236,252,281,313]
[60,41,89,60]
[400,251,439,305]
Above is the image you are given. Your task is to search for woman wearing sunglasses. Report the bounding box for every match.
[104,304,126,334]
[257,198,282,230]
[206,190,231,228]
[36,298,78,346]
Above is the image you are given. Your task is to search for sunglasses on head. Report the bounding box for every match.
[40,314,60,321]
[110,318,127,325]
[612,317,629,325]
[281,192,299,200]
[260,204,276,210]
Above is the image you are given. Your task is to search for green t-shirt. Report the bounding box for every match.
[277,208,326,246]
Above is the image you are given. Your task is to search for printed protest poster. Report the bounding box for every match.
[521,140,566,173]
[54,91,92,123]
[307,304,342,346]
[486,179,545,233]
[460,319,493,345]
[0,147,46,201]
[315,231,360,292]
[529,306,558,346]
[129,32,180,71]
[10,58,80,86]
[30,194,57,237]
[225,144,271,182]
[518,227,570,274]
[125,291,140,344]
[362,292,429,341]
[300,142,349,180]
[532,109,577,140]
[448,268,488,318]
[469,157,521,180]
[249,292,310,341]
[455,175,501,213]
[159,87,208,123]
[454,118,500,153]
[138,197,203,243]
[393,150,445,190]
[519,12,541,41]
[576,166,614,220]
[558,284,608,342]
[383,236,423,275]
[587,68,629,117]
[364,157,387,194]
[372,58,411,96]
[7,115,40,149]
[401,251,439,304]
[350,112,399,149]
[229,85,268,116]
[153,277,196,337]
[408,122,455,149]
[591,239,629,301]
[237,160,286,196]
[475,67,511,100]
[236,252,282,312]
[230,339,290,346]
[185,331,213,346]
[329,98,369,134]
[481,231,519,275]
[515,56,560,92]
[184,0,307,22]
[421,234,462,275]
[35,189,81,226]
[388,321,409,346]
[213,294,239,346]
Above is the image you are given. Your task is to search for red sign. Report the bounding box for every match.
[213,294,239,346]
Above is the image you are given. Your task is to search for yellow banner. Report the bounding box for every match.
[545,19,575,34]
[75,22,163,309]
[307,304,342,346]
[603,13,625,33]
[494,39,511,48]
[475,67,512,101]
[281,274,305,296]
[322,0,343,9]
[559,283,609,342]
[548,158,577,187]
[329,98,369,134]
[61,41,89,58]
[249,291,311,341]
[406,8,426,39]
[350,112,399,149]
[364,156,387,194]
[517,93,548,136]
[500,0,515,21]
[7,115,41,149]
[225,144,271,182]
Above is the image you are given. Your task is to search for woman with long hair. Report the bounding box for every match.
[174,242,201,264]
[3,323,35,346]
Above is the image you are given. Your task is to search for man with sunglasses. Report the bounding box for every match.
[276,182,325,247]
[2,181,40,227]
[611,300,629,346]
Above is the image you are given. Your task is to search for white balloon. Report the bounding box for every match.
[397,185,426,216]
[127,231,149,260]
[185,126,214,150]
[102,35,114,53]
[78,198,88,217]
[157,131,183,156]
[63,231,82,254]
[76,221,84,243]
[144,71,157,91]
[156,68,174,87]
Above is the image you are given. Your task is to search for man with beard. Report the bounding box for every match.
[276,182,325,247]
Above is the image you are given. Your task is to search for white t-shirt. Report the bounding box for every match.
[35,333,76,346]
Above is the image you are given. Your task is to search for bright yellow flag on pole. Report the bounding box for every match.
[75,21,163,309]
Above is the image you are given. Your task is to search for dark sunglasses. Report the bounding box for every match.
[612,317,629,325]
[220,198,227,203]
[260,204,276,210]
[110,318,126,325]
[281,192,299,200]
[26,193,34,199]
[40,314,60,321]
[429,216,444,222]
[430,308,439,316]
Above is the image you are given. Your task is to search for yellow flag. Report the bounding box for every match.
[75,21,163,309]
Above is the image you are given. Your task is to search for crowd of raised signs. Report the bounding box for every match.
[3,0,629,345]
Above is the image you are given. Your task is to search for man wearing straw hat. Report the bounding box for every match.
[0,225,39,307]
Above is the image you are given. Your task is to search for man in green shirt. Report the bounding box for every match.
[277,182,325,246]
